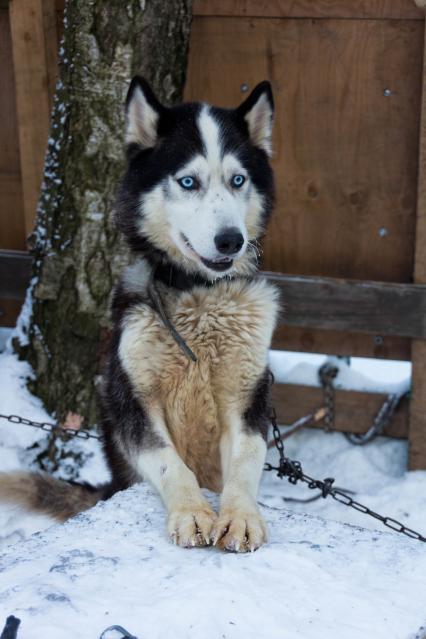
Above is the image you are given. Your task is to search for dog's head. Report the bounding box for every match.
[116,77,274,279]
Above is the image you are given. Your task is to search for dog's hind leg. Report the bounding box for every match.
[137,407,217,547]
[214,414,268,553]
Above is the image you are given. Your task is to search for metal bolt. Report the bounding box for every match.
[379,227,388,238]
[383,88,392,97]
[240,83,249,93]
[374,335,384,345]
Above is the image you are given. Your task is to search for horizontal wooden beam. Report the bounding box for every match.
[52,0,424,20]
[1,255,426,339]
[272,383,408,438]
[191,0,424,20]
[271,325,411,361]
[266,273,426,339]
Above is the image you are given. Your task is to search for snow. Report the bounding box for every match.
[0,342,426,638]
[1,484,426,639]
[269,351,411,394]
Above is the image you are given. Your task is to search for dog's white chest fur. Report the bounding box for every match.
[119,277,279,490]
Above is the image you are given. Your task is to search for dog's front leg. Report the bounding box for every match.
[138,411,216,547]
[214,413,268,552]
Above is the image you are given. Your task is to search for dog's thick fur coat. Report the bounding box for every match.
[0,78,278,552]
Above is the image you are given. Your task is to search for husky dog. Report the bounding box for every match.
[0,78,279,552]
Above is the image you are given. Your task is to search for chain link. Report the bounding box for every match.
[318,363,338,431]
[345,392,403,445]
[319,363,404,445]
[0,413,104,441]
[265,406,426,543]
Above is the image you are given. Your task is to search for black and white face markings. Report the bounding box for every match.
[116,77,275,279]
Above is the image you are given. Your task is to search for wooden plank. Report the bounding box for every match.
[0,250,31,299]
[185,16,424,360]
[192,0,424,20]
[53,0,426,21]
[1,252,424,342]
[272,383,409,438]
[186,17,423,281]
[272,326,410,361]
[52,0,426,20]
[267,273,426,339]
[0,297,23,327]
[42,0,58,110]
[410,19,426,470]
[0,8,26,250]
[0,173,26,251]
[9,0,52,240]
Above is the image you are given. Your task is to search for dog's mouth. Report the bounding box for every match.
[180,234,234,273]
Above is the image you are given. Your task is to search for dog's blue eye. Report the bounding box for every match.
[178,176,197,190]
[231,174,246,188]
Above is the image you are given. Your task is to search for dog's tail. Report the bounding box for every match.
[0,472,111,521]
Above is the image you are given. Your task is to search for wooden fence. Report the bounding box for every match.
[1,0,426,468]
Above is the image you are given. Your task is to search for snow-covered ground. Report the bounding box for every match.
[1,483,426,639]
[0,341,425,638]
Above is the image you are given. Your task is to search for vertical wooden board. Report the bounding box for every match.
[0,298,24,328]
[42,0,59,109]
[0,174,26,251]
[9,0,52,239]
[185,17,423,283]
[0,8,26,250]
[409,18,426,471]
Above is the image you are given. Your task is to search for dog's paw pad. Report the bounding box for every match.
[212,508,268,553]
[168,505,217,548]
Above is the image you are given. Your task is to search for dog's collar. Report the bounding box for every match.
[152,262,216,291]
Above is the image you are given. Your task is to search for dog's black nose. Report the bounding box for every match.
[214,228,244,255]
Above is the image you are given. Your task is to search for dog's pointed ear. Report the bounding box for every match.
[236,81,274,156]
[125,76,163,149]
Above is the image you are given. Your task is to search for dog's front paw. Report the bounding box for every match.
[168,503,217,548]
[212,505,268,553]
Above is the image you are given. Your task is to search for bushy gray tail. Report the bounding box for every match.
[0,472,109,521]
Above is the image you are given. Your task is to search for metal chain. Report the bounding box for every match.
[318,363,338,431]
[319,363,404,445]
[2,408,425,543]
[99,625,138,639]
[265,408,426,543]
[0,413,104,441]
[345,392,404,445]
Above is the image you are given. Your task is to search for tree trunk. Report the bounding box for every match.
[15,0,192,436]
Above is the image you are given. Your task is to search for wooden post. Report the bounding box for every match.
[9,0,57,240]
[410,10,426,470]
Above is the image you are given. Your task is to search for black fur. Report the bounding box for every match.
[243,368,273,441]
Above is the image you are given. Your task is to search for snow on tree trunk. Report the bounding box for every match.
[14,1,192,441]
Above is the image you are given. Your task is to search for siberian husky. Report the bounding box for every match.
[0,77,279,552]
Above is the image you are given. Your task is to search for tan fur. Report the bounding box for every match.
[0,472,102,521]
[243,93,274,156]
[126,85,159,148]
[119,276,278,550]
[120,277,279,491]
